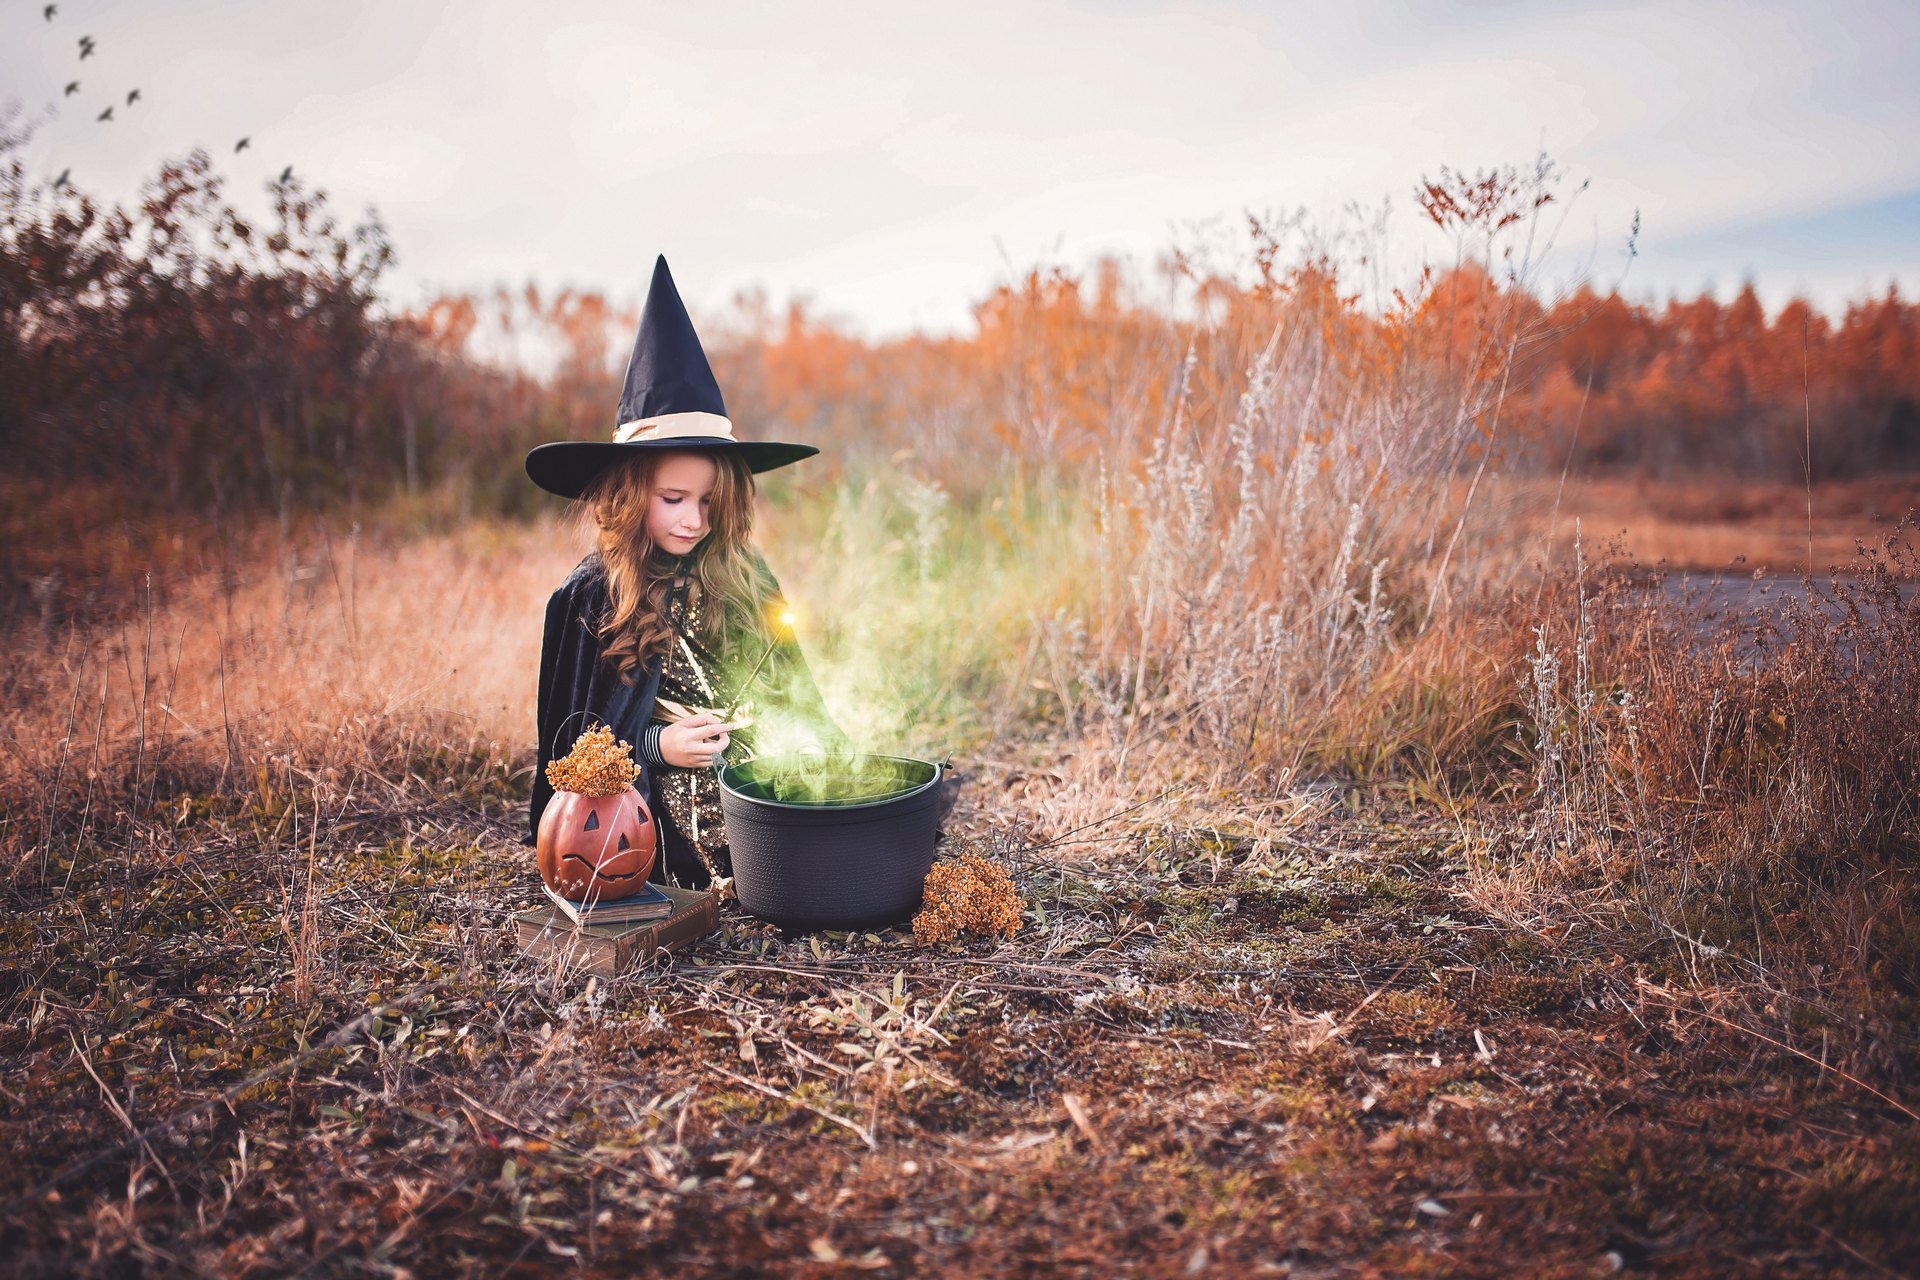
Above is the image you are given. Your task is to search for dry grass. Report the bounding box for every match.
[2,466,1914,1274]
[1503,522,1920,995]
[1,517,585,871]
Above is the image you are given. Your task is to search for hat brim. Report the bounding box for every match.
[525,437,821,499]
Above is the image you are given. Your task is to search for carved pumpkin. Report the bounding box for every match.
[536,786,657,902]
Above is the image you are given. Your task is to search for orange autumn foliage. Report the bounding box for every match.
[8,149,1917,629]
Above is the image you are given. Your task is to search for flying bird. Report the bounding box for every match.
[54,168,70,189]
[96,106,112,123]
[44,5,57,21]
[279,165,294,183]
[126,88,140,106]
[64,81,79,96]
[78,35,94,59]
[234,137,250,153]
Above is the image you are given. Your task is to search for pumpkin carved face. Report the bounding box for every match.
[536,785,657,902]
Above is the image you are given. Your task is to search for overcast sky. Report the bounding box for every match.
[6,0,1917,339]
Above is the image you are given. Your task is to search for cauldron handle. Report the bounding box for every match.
[931,751,957,828]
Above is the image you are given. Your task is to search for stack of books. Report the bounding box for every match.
[516,881,721,977]
[541,880,677,925]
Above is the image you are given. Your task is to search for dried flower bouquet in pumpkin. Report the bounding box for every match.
[537,725,657,902]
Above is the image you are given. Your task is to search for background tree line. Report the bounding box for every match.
[5,145,1916,620]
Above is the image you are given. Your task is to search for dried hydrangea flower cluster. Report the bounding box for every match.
[912,853,1022,944]
[545,724,640,797]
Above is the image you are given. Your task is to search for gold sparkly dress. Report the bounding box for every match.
[650,571,755,880]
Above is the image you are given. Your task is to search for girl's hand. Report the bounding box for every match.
[661,712,744,768]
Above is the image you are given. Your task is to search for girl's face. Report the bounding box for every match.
[645,452,720,554]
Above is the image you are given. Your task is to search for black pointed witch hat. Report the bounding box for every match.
[525,256,819,498]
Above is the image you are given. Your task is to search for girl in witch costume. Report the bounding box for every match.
[524,256,851,888]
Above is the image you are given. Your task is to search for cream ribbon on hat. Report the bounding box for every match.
[612,411,735,443]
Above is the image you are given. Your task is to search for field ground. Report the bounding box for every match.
[3,735,1914,1277]
[1507,474,1918,576]
[2,471,1915,1276]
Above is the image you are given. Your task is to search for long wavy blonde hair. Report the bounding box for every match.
[578,448,774,684]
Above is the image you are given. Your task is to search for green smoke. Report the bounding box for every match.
[733,457,1092,765]
[724,753,936,807]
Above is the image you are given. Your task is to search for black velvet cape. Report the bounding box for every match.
[525,548,848,887]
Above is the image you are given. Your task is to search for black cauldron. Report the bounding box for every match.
[718,752,945,930]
